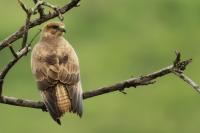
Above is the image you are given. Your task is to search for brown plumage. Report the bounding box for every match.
[31,22,83,125]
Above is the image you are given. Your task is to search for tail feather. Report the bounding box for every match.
[66,83,83,117]
[41,84,71,125]
[56,84,71,114]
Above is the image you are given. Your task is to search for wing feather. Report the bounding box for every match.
[31,41,83,118]
[61,56,83,116]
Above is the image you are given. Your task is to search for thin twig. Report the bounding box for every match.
[18,0,29,13]
[32,0,44,14]
[0,79,3,96]
[0,46,31,79]
[20,0,53,49]
[0,29,39,96]
[0,28,39,96]
[42,2,64,21]
[33,0,45,17]
[0,0,47,96]
[19,0,44,49]
[21,12,31,49]
[28,29,41,46]
[172,71,200,93]
[8,45,18,58]
[0,0,80,51]
[0,46,31,95]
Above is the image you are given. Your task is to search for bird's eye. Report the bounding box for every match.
[51,25,59,29]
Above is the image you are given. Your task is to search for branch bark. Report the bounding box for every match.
[172,71,200,93]
[0,53,197,111]
[0,0,199,119]
[33,0,45,18]
[0,46,31,95]
[0,0,80,51]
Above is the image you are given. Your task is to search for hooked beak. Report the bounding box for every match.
[59,26,66,33]
[59,27,66,33]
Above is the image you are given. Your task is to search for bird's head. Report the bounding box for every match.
[42,22,66,38]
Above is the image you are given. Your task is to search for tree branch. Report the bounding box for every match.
[42,1,64,21]
[0,28,41,96]
[0,0,44,96]
[0,0,80,51]
[172,71,200,93]
[8,45,18,58]
[33,0,45,18]
[0,0,199,121]
[0,53,198,111]
[21,11,31,49]
[0,96,46,111]
[0,0,80,100]
[0,46,31,95]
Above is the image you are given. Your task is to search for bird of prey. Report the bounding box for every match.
[31,22,83,125]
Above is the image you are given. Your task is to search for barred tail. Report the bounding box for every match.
[55,84,71,114]
[41,83,71,125]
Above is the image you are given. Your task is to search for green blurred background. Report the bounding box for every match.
[0,0,200,132]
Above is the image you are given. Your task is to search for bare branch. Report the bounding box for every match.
[20,0,45,49]
[28,29,41,46]
[172,71,200,93]
[0,0,199,123]
[0,46,31,95]
[83,66,173,99]
[0,96,46,111]
[32,0,44,14]
[0,52,198,111]
[42,2,64,21]
[0,79,3,96]
[0,0,61,96]
[0,46,31,79]
[21,12,31,49]
[33,0,45,17]
[0,0,80,51]
[0,1,80,96]
[18,0,29,14]
[8,45,18,58]
[0,29,39,96]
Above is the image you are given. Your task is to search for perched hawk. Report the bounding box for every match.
[31,22,83,125]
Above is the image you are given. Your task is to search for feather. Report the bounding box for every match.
[66,83,83,117]
[41,89,62,125]
[55,84,71,114]
[31,22,83,124]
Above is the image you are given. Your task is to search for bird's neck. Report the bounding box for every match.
[40,34,64,44]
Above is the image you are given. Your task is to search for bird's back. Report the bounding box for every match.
[31,37,83,125]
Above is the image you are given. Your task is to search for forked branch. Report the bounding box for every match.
[0,0,199,116]
[0,0,80,51]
